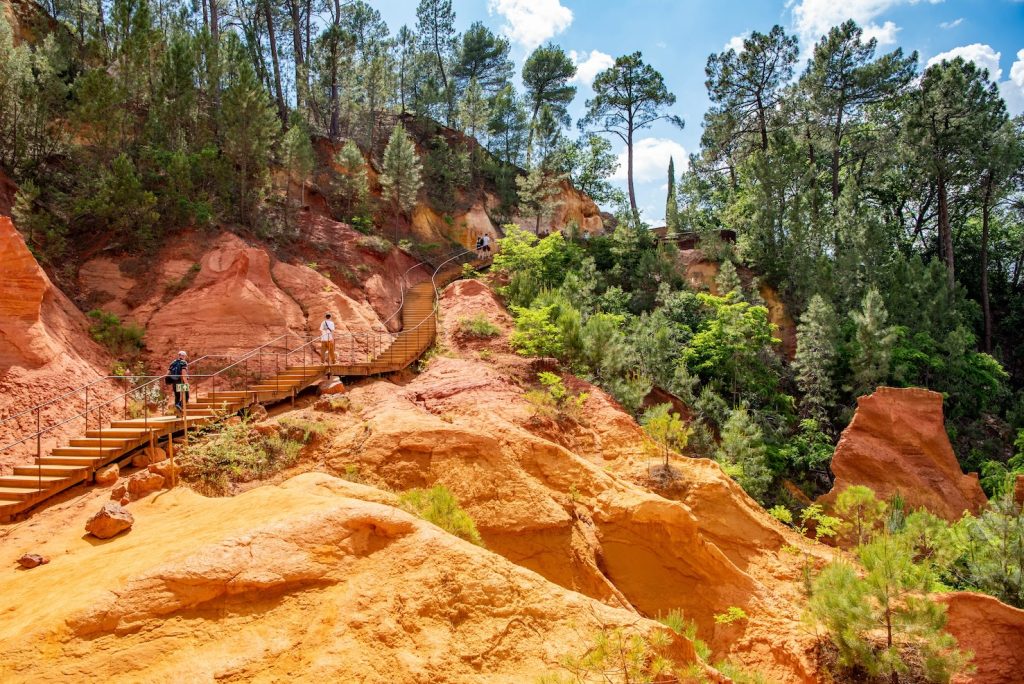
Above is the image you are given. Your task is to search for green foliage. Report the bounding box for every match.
[76,154,160,247]
[543,624,680,684]
[768,505,793,525]
[834,485,887,547]
[381,123,424,216]
[333,140,371,220]
[954,496,1024,607]
[422,134,470,212]
[356,235,392,255]
[641,403,691,468]
[181,420,305,496]
[716,406,772,502]
[510,304,564,357]
[809,535,972,683]
[398,484,483,546]
[525,371,588,421]
[850,288,897,398]
[713,606,748,624]
[793,295,839,423]
[457,315,500,338]
[86,309,145,360]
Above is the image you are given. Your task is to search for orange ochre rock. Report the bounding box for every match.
[819,387,987,521]
[941,592,1024,684]
[0,474,708,683]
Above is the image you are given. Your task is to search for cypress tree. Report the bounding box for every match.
[665,156,678,233]
[850,288,897,397]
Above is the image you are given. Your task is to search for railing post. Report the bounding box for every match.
[84,385,89,433]
[36,408,41,491]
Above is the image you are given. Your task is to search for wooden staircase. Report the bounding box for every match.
[0,252,482,521]
[0,364,326,520]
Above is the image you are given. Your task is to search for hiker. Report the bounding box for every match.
[320,312,337,366]
[167,351,190,413]
[481,234,491,258]
[474,235,483,259]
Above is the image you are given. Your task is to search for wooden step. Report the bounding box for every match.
[69,437,135,448]
[0,475,76,488]
[0,486,44,501]
[86,428,152,438]
[37,455,105,466]
[51,446,122,458]
[14,465,87,478]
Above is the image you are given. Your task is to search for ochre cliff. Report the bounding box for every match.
[819,387,988,521]
[0,216,112,470]
[0,473,703,682]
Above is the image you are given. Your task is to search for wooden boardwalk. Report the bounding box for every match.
[0,253,479,521]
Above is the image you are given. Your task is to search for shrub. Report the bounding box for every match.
[356,234,392,255]
[525,372,588,421]
[398,484,483,545]
[180,421,305,495]
[458,315,500,338]
[87,309,145,360]
[165,262,201,297]
[713,606,748,624]
[509,304,563,357]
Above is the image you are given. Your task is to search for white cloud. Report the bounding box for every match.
[939,17,963,29]
[790,0,941,47]
[610,138,688,183]
[487,0,573,50]
[569,49,614,86]
[862,20,899,46]
[724,32,749,53]
[1000,48,1024,115]
[927,43,1002,80]
[1010,48,1024,88]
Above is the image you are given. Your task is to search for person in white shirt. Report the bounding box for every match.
[320,313,337,366]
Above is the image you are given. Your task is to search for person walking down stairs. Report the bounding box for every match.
[166,350,190,414]
[320,313,337,367]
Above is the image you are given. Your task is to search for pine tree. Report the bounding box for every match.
[716,259,742,296]
[793,294,838,423]
[281,121,315,223]
[717,406,772,502]
[220,37,279,226]
[850,288,897,397]
[516,165,562,233]
[334,140,370,218]
[380,123,423,228]
[456,77,490,141]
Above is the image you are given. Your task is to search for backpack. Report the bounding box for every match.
[165,359,185,385]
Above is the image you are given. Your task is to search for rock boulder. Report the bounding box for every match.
[85,503,134,539]
[94,464,119,486]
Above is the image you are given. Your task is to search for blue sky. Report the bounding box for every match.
[374,0,1024,225]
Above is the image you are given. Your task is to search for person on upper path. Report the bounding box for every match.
[320,313,337,366]
[167,350,190,414]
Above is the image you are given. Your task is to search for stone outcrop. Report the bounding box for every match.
[94,464,118,486]
[941,592,1024,684]
[0,474,705,682]
[85,502,134,539]
[820,387,987,521]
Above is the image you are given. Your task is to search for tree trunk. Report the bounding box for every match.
[201,0,208,30]
[831,108,843,204]
[755,93,768,151]
[627,124,639,224]
[981,173,993,352]
[289,0,305,111]
[328,0,340,138]
[263,0,287,124]
[209,0,219,44]
[937,173,955,292]
[96,0,106,48]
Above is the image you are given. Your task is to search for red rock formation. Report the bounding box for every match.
[820,387,987,521]
[941,592,1024,684]
[0,216,113,471]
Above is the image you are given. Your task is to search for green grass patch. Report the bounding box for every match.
[457,314,501,338]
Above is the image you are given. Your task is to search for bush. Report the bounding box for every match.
[509,304,563,357]
[180,420,305,495]
[165,262,201,297]
[356,234,392,255]
[458,315,501,338]
[398,484,483,545]
[525,372,588,421]
[87,309,145,360]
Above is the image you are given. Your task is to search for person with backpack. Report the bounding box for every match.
[474,235,483,259]
[166,350,190,413]
[320,313,337,366]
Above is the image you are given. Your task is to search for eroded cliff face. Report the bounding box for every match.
[0,473,706,682]
[298,279,832,681]
[75,216,422,366]
[0,216,112,469]
[819,387,988,521]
